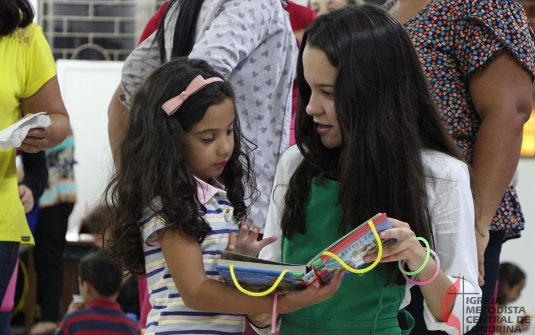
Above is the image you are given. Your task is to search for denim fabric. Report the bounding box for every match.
[0,312,10,335]
[0,242,19,303]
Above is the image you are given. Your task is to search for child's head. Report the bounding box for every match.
[78,250,123,303]
[498,262,526,305]
[82,204,112,248]
[308,0,363,16]
[107,57,255,275]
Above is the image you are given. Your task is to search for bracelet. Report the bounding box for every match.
[398,237,430,275]
[402,249,440,285]
[271,294,279,335]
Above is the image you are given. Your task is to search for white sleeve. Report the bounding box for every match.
[258,146,302,262]
[419,156,482,334]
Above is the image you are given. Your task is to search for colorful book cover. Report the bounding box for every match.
[216,213,394,294]
[303,213,395,285]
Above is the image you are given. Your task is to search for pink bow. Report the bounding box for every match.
[161,75,224,116]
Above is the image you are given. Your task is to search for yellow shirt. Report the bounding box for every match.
[0,23,56,245]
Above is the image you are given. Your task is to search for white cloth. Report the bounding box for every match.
[0,112,50,149]
[121,0,297,228]
[258,145,482,334]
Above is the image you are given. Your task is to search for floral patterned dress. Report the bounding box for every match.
[389,0,535,240]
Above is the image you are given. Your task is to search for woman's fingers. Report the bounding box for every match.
[18,127,51,153]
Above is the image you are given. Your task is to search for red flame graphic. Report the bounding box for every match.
[441,275,461,335]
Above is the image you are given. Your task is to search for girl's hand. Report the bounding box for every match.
[226,221,277,257]
[278,269,345,314]
[363,218,427,271]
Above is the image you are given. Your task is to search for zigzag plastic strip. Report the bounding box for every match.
[229,220,383,296]
[321,220,382,275]
[230,264,290,297]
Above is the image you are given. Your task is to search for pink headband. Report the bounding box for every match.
[161,75,224,116]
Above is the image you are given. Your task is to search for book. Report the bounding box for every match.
[216,213,396,294]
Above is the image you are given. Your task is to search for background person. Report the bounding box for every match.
[387,0,535,333]
[54,250,141,335]
[108,0,297,230]
[0,0,70,313]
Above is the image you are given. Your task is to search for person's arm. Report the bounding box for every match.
[108,84,128,163]
[19,75,70,152]
[19,150,48,212]
[408,153,481,333]
[365,218,455,323]
[468,50,533,284]
[20,150,48,200]
[17,26,69,153]
[157,227,344,316]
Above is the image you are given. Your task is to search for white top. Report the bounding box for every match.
[258,145,482,334]
[121,0,297,228]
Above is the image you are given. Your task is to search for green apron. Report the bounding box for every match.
[280,178,414,334]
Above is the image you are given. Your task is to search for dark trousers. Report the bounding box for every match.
[33,203,74,322]
[407,230,504,334]
[0,242,19,304]
[464,230,504,334]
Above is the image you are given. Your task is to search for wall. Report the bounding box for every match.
[55,60,122,240]
[500,160,535,335]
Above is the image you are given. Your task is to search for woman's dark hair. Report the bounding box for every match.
[105,57,255,275]
[498,262,526,305]
[0,0,35,36]
[283,5,465,284]
[155,0,204,62]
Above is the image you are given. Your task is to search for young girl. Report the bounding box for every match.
[105,57,345,335]
[254,5,481,334]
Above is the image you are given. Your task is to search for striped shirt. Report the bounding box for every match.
[140,178,244,335]
[55,299,140,335]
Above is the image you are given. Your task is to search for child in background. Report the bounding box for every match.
[83,204,140,322]
[54,250,140,335]
[105,57,344,335]
[495,262,530,335]
[254,5,481,334]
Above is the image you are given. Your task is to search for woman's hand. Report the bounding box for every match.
[248,269,345,329]
[363,218,426,271]
[226,221,277,257]
[18,126,51,153]
[278,269,345,314]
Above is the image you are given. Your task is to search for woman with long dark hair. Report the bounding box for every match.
[254,5,481,334]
